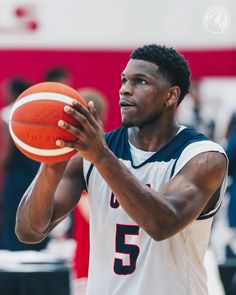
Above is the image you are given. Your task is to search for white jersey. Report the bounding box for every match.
[83,126,227,295]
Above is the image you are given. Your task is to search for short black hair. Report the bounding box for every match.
[8,78,31,98]
[130,44,191,105]
[45,67,69,82]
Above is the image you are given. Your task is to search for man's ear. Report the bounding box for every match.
[166,86,181,107]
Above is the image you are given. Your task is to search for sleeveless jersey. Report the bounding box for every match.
[83,127,227,295]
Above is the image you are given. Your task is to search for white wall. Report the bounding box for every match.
[0,0,235,49]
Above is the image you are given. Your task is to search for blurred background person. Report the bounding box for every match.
[72,87,108,295]
[225,125,236,258]
[176,81,215,139]
[44,66,72,86]
[0,77,48,251]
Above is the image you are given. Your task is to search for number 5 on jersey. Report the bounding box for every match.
[114,224,140,275]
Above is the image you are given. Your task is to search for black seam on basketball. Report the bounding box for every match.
[10,121,61,127]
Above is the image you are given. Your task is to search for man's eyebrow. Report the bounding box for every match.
[120,73,150,78]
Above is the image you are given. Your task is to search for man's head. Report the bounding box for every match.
[44,67,71,85]
[78,87,108,123]
[5,78,31,103]
[130,44,191,105]
[119,44,191,128]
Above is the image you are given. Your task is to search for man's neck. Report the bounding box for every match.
[128,122,180,152]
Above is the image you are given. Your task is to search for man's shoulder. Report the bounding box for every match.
[178,126,208,141]
[172,127,226,176]
[175,126,226,154]
[104,127,130,160]
[105,127,125,138]
[105,127,127,146]
[179,126,225,153]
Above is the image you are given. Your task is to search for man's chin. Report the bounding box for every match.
[121,121,134,128]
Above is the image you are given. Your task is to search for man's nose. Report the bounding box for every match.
[119,81,133,96]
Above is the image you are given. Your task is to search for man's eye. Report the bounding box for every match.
[136,79,146,85]
[121,78,127,85]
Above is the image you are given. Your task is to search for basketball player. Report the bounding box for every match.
[15,44,227,295]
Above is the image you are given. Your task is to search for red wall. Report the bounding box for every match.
[1,48,236,131]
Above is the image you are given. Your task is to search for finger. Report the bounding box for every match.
[56,139,69,148]
[56,136,86,150]
[56,138,77,148]
[73,99,101,126]
[56,128,86,148]
[64,105,92,129]
[65,104,100,132]
[58,119,82,137]
[88,101,101,123]
[72,100,91,119]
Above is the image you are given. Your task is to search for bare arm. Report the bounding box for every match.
[15,154,86,243]
[56,101,227,241]
[0,120,14,168]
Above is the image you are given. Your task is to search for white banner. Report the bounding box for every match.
[0,0,235,49]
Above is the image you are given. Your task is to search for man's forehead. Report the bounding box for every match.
[121,59,159,76]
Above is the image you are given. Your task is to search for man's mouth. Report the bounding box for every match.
[119,100,136,107]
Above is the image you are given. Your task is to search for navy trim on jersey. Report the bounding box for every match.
[170,158,179,178]
[105,127,208,169]
[105,127,132,161]
[197,202,222,220]
[86,164,94,187]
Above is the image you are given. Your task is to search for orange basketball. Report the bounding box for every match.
[9,82,87,163]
